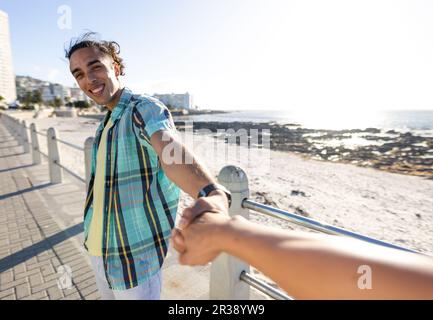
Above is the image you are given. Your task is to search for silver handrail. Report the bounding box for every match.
[242,199,419,254]
[53,160,85,183]
[35,130,47,137]
[39,150,49,159]
[239,271,293,300]
[33,129,84,151]
[54,137,85,152]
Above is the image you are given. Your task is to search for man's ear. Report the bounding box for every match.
[114,63,121,78]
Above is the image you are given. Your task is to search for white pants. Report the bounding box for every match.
[89,255,162,300]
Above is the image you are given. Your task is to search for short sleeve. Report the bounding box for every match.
[132,97,176,143]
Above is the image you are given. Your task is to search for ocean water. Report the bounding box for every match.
[178,109,433,136]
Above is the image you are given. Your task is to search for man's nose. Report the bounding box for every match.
[87,74,98,86]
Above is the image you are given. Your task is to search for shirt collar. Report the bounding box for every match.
[109,87,133,122]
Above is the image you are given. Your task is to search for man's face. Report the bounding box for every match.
[69,47,120,106]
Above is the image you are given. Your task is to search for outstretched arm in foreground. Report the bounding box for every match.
[172,213,433,299]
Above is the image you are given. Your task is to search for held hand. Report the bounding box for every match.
[172,211,231,266]
[177,190,229,230]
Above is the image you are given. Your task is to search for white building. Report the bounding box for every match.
[52,84,69,100]
[70,85,89,102]
[0,10,17,103]
[41,83,74,102]
[153,92,194,110]
[41,83,55,102]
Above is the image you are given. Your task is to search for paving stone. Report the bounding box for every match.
[0,288,15,299]
[0,270,14,284]
[23,290,48,300]
[47,286,64,300]
[83,291,100,300]
[15,283,30,299]
[29,273,44,287]
[0,277,28,291]
[14,267,41,280]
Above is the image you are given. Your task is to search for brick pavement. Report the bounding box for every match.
[0,121,100,300]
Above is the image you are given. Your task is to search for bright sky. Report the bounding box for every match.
[2,0,433,111]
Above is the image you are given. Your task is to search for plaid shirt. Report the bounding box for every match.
[83,88,180,290]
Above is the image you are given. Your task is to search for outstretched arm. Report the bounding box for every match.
[132,102,229,224]
[172,213,433,299]
[150,130,229,223]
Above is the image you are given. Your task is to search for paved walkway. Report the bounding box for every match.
[0,121,100,300]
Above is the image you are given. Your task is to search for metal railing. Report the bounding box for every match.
[0,112,93,190]
[212,165,423,300]
[242,199,418,254]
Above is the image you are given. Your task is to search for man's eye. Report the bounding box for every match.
[93,66,101,70]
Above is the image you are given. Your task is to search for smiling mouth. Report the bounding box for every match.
[89,84,105,96]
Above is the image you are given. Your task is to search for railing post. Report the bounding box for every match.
[22,120,30,153]
[14,118,22,145]
[84,137,94,191]
[209,165,250,300]
[30,123,41,165]
[7,116,13,136]
[14,118,20,141]
[47,127,62,184]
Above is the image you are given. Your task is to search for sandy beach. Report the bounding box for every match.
[6,111,433,256]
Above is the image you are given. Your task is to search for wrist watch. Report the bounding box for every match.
[197,183,232,208]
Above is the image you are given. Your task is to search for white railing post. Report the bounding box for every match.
[5,115,13,136]
[47,127,62,184]
[22,120,30,153]
[84,137,94,191]
[13,117,19,140]
[30,123,41,165]
[14,118,22,145]
[209,165,250,300]
[7,116,14,137]
[16,118,22,144]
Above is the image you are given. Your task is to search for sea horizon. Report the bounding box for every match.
[180,109,433,135]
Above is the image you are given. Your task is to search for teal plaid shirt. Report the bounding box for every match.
[83,88,180,290]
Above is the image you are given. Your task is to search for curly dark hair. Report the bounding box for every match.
[65,32,125,76]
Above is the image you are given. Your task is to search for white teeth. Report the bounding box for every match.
[91,85,104,94]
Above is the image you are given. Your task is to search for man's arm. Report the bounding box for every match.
[172,212,433,299]
[150,130,229,227]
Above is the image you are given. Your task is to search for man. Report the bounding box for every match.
[66,33,231,299]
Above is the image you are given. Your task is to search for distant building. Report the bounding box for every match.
[153,92,194,110]
[70,85,89,102]
[0,10,17,103]
[41,83,75,103]
[15,75,91,105]
[41,83,53,102]
[16,76,42,99]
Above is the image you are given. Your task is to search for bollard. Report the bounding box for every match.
[13,117,19,141]
[30,123,41,165]
[16,118,22,143]
[15,118,22,145]
[84,137,94,192]
[22,120,30,153]
[47,127,62,184]
[209,165,250,300]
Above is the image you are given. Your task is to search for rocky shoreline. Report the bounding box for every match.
[175,120,433,179]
